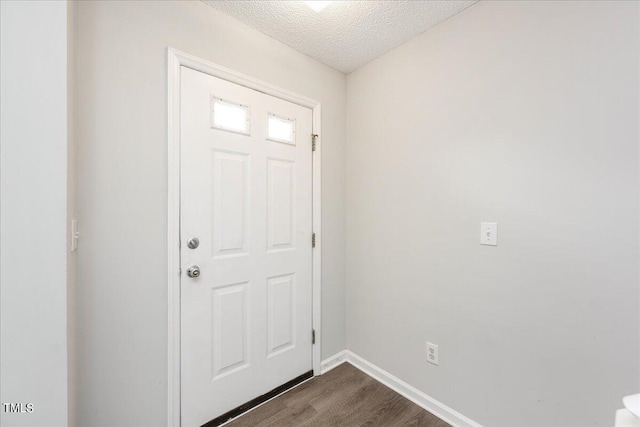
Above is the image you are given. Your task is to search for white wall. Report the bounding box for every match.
[66,2,78,426]
[346,1,639,426]
[0,1,70,426]
[75,1,346,425]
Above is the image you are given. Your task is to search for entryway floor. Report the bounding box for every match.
[225,362,451,427]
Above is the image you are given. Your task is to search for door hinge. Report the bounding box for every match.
[312,233,316,248]
[312,329,316,345]
[311,134,318,152]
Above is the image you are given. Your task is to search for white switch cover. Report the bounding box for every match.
[71,219,79,252]
[426,342,439,366]
[480,222,497,246]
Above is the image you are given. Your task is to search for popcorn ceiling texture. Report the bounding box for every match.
[204,1,477,74]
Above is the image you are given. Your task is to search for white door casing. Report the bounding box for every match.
[179,66,314,427]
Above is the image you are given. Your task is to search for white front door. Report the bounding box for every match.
[180,66,313,427]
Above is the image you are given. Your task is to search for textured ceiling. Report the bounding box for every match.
[204,1,477,74]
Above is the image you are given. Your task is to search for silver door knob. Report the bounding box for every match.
[187,237,199,249]
[187,265,201,278]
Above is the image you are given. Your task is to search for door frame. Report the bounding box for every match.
[167,48,322,427]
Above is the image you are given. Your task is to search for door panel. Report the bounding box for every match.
[211,282,249,380]
[267,159,295,251]
[212,150,249,257]
[180,66,313,427]
[266,273,296,357]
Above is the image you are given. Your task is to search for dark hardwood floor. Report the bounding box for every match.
[225,363,451,427]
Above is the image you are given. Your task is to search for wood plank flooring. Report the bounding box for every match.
[225,363,451,427]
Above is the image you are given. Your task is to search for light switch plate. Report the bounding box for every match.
[71,219,79,252]
[480,222,497,246]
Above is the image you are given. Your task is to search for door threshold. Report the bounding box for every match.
[201,370,314,427]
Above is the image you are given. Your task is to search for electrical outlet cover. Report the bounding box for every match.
[426,342,439,366]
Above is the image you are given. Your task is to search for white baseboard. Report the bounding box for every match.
[320,350,348,374]
[333,350,482,427]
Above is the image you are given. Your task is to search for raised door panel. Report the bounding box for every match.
[211,282,250,380]
[212,150,250,258]
[266,274,295,357]
[267,159,295,252]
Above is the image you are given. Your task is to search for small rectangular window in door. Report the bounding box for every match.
[211,97,250,135]
[267,113,295,144]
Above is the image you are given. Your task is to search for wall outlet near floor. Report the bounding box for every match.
[426,342,439,366]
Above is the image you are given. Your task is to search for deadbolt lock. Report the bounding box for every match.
[187,237,200,249]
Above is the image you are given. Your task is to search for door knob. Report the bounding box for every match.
[187,265,201,278]
[187,237,199,249]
